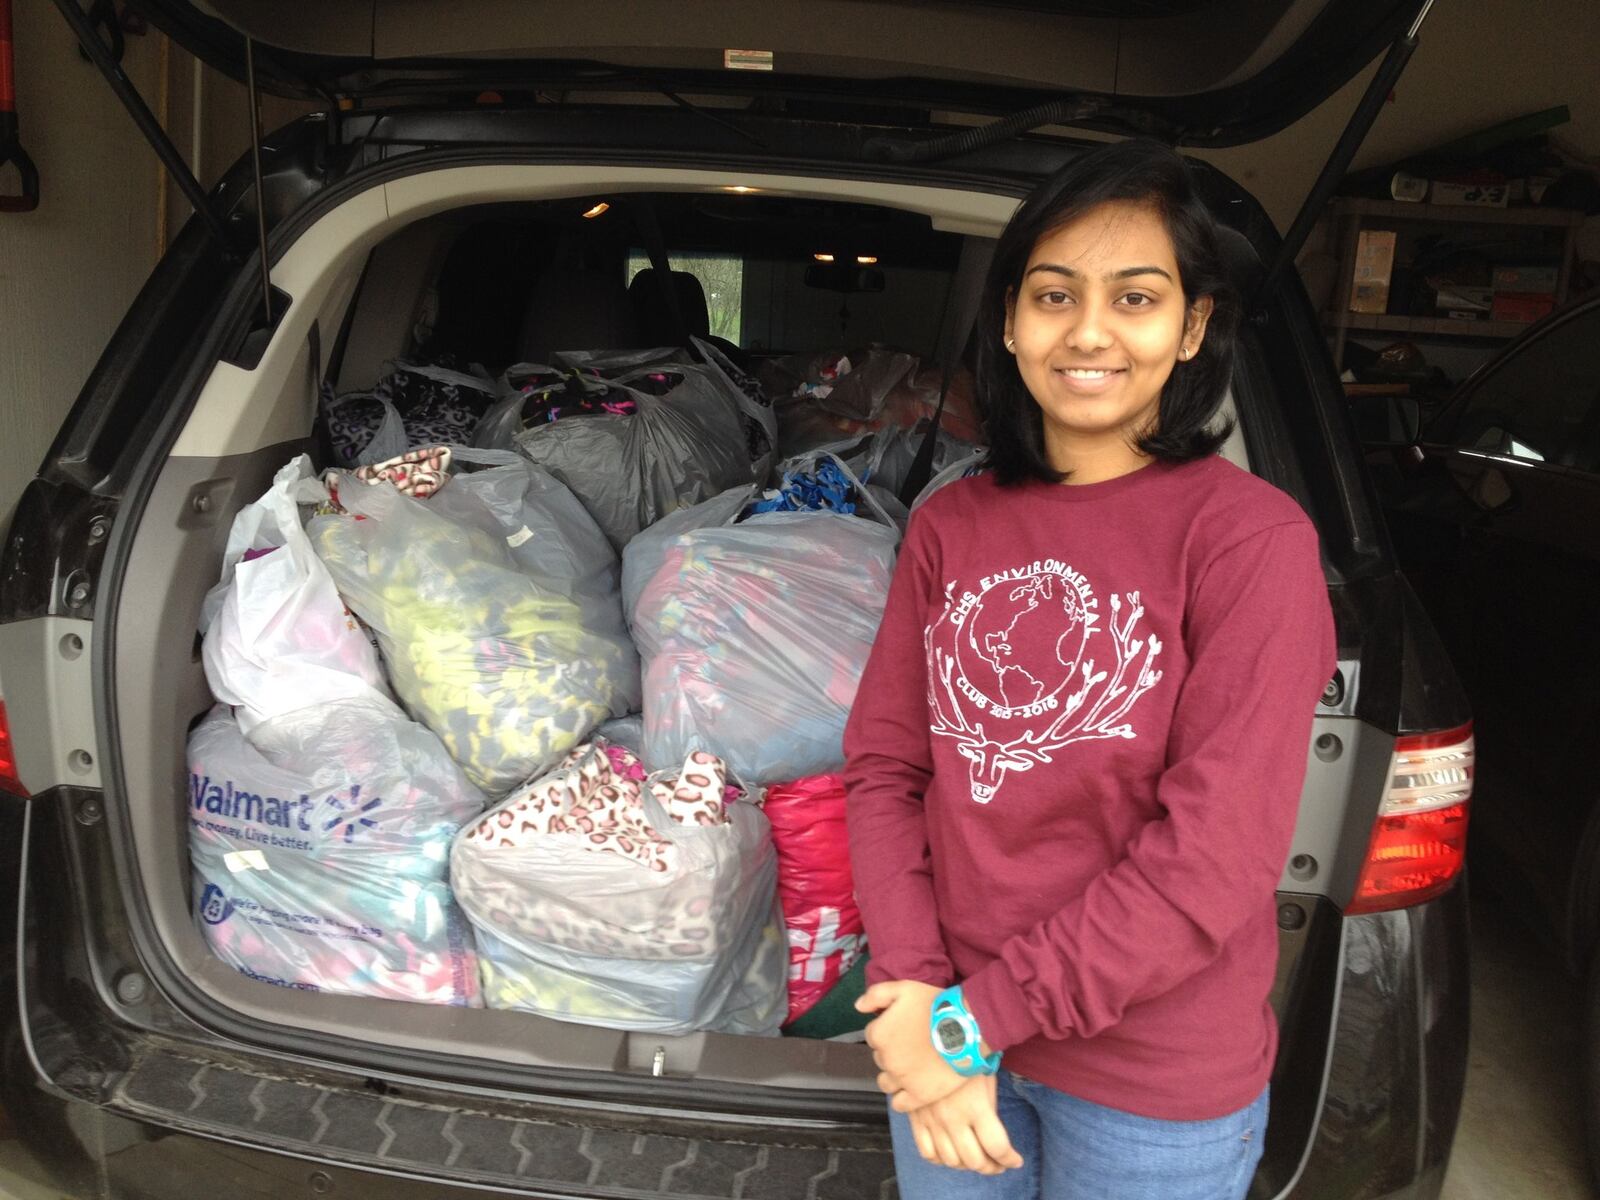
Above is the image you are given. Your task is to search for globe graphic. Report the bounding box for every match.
[958,572,1090,710]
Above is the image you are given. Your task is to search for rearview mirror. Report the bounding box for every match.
[804,263,885,293]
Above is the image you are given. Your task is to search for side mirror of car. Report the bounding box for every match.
[1350,391,1422,447]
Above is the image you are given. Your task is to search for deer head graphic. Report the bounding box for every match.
[925,565,1163,805]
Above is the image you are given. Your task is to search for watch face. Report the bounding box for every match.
[934,1016,968,1054]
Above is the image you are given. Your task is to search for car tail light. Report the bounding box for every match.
[1345,723,1473,915]
[0,700,27,800]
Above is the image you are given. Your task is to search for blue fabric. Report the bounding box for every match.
[888,1072,1267,1200]
[739,457,861,520]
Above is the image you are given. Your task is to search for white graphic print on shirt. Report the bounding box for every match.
[924,558,1164,804]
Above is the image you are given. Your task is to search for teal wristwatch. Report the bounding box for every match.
[930,985,1001,1077]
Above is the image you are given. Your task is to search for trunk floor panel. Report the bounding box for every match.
[112,1044,898,1198]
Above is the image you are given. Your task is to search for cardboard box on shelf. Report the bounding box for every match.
[1491,265,1560,294]
[1349,229,1397,314]
[1434,284,1493,320]
[1490,292,1555,323]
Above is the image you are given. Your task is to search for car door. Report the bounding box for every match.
[1377,300,1600,939]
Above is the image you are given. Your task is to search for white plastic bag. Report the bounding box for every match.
[187,696,486,1005]
[622,464,900,783]
[451,741,786,1034]
[309,472,627,796]
[199,455,390,734]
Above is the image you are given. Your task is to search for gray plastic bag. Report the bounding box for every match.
[475,349,762,551]
[432,448,642,717]
[911,448,988,511]
[767,347,918,458]
[622,461,900,783]
[860,423,982,500]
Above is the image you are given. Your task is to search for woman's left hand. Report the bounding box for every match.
[908,1074,1023,1174]
[857,979,965,1111]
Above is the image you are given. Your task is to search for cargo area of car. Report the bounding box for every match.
[98,160,1333,1129]
[100,167,1005,1103]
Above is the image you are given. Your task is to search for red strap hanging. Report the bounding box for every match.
[0,0,41,213]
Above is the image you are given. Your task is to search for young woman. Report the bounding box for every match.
[843,139,1336,1199]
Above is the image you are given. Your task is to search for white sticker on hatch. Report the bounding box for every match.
[724,48,774,71]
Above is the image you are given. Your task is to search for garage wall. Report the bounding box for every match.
[0,0,166,533]
[0,0,306,534]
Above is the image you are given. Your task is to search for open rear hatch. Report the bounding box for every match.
[134,0,1419,145]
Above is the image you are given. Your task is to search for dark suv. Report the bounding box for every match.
[1,2,1472,1197]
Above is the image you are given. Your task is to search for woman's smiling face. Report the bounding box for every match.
[1005,199,1212,474]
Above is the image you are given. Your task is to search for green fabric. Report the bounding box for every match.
[782,953,871,1040]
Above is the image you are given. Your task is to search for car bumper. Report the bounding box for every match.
[2,890,1468,1200]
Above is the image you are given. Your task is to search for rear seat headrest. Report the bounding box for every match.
[517,268,640,360]
[628,269,711,346]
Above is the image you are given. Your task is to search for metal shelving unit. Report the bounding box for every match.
[1322,197,1585,364]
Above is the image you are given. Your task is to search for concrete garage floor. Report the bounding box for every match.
[1441,887,1595,1200]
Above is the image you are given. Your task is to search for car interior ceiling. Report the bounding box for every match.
[393,193,965,382]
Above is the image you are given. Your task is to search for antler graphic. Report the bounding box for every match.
[926,633,984,742]
[1011,592,1163,764]
[926,592,1164,804]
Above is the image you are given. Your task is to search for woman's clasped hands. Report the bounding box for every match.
[857,979,1025,1176]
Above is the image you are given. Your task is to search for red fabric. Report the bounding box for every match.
[843,457,1336,1119]
[764,774,866,1024]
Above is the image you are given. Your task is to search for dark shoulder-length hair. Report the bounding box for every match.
[976,138,1240,486]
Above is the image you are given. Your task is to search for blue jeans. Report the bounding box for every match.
[888,1071,1268,1200]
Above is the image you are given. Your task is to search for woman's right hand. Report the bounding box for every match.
[906,1074,1024,1175]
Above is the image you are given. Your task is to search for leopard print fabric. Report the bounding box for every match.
[450,740,786,1033]
[451,742,774,966]
[452,743,741,961]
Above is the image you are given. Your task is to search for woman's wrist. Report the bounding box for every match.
[930,984,1001,1076]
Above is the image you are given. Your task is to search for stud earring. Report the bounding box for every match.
[1005,338,1015,351]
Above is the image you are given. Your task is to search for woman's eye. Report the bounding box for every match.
[1038,291,1070,305]
[1120,292,1156,308]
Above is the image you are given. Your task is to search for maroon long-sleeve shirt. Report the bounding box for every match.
[844,456,1336,1120]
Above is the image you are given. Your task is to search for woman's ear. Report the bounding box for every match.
[1003,288,1017,351]
[1181,295,1215,358]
